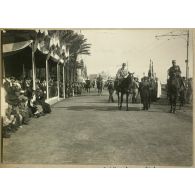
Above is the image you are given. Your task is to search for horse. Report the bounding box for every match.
[114,73,134,111]
[96,79,103,95]
[167,74,182,113]
[178,81,185,109]
[85,80,91,93]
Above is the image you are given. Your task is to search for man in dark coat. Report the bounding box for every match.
[167,60,183,97]
[140,76,150,110]
[168,60,181,79]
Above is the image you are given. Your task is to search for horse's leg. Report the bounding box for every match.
[169,95,173,113]
[120,93,123,110]
[117,92,120,109]
[173,94,177,113]
[112,92,114,102]
[179,93,182,110]
[126,93,129,111]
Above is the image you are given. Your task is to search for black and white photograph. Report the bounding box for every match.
[0,29,193,167]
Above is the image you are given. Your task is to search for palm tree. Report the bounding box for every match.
[68,33,91,82]
[57,30,91,83]
[34,30,91,96]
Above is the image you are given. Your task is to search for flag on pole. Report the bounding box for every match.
[148,59,152,77]
[151,61,154,78]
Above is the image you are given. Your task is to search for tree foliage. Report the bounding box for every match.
[36,30,91,65]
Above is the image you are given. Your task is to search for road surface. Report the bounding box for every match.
[2,89,193,166]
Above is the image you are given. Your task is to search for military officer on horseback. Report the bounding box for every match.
[116,63,129,85]
[168,60,181,79]
[167,60,181,96]
[167,60,185,113]
[167,60,183,94]
[116,63,128,79]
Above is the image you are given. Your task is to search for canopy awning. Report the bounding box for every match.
[3,40,33,53]
[2,30,37,44]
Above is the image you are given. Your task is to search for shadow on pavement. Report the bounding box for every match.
[54,105,141,112]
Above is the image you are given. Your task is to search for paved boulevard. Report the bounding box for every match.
[2,89,192,166]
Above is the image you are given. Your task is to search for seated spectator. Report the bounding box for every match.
[35,87,51,114]
[2,76,51,138]
[28,90,42,118]
[18,90,31,124]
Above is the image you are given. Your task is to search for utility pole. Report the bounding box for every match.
[155,29,190,80]
[186,29,189,79]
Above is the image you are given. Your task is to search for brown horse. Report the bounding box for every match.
[114,73,134,111]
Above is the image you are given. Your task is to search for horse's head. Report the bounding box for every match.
[172,72,177,79]
[127,72,134,83]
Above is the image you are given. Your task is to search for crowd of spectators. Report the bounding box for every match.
[1,77,51,138]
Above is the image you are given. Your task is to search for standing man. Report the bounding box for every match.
[107,77,115,103]
[140,76,150,110]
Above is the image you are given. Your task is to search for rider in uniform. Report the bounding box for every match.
[167,60,183,95]
[116,63,128,85]
[168,60,181,79]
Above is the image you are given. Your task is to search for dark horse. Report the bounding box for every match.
[114,73,134,111]
[97,79,103,95]
[167,74,182,113]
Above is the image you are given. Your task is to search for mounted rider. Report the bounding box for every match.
[116,63,129,85]
[168,60,181,79]
[167,60,184,95]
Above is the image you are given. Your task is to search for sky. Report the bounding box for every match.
[80,29,193,83]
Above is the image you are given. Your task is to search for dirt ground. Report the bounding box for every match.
[2,89,193,167]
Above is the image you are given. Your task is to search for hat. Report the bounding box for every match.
[122,63,126,66]
[172,60,176,63]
